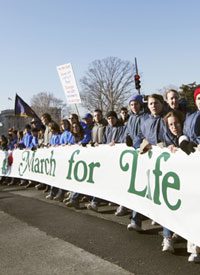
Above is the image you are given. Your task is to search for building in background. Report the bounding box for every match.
[0,109,31,135]
[0,107,62,136]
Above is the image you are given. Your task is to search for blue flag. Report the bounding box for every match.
[14,94,40,120]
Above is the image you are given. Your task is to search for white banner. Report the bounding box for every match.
[0,145,200,246]
[57,63,81,104]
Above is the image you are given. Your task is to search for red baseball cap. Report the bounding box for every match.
[194,87,200,102]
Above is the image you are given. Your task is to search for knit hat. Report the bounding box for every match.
[83,113,93,119]
[128,94,143,105]
[194,87,200,102]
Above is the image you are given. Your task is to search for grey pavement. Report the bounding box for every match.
[0,183,200,275]
[0,210,132,275]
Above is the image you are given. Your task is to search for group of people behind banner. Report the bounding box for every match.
[1,87,200,262]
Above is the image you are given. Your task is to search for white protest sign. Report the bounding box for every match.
[57,63,81,104]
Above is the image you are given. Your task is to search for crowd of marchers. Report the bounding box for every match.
[1,87,200,263]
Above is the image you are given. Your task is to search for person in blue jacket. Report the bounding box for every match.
[140,101,193,254]
[8,129,18,150]
[163,110,184,149]
[68,113,92,146]
[59,119,71,145]
[49,122,61,146]
[163,109,200,261]
[102,111,125,144]
[30,128,39,150]
[160,110,185,253]
[17,124,33,186]
[81,113,94,144]
[138,95,180,252]
[67,122,85,145]
[23,127,39,188]
[115,94,144,216]
[125,94,144,148]
[139,94,166,148]
[127,95,166,236]
[20,124,33,149]
[164,89,190,116]
[65,121,91,208]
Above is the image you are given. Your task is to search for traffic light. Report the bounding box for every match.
[134,74,141,90]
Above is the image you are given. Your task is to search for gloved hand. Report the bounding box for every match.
[139,139,152,154]
[126,135,133,147]
[179,140,191,155]
[187,141,197,153]
[179,135,197,155]
[81,143,87,147]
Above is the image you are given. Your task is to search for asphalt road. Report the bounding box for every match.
[0,183,200,275]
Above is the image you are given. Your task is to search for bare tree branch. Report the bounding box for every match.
[80,57,135,114]
[30,92,67,122]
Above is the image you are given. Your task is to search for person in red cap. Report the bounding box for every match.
[194,87,200,109]
[183,87,200,146]
[182,86,200,262]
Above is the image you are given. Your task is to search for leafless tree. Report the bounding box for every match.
[30,92,67,122]
[80,57,135,114]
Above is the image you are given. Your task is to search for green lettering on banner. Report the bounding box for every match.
[87,162,101,183]
[1,157,8,175]
[19,151,30,176]
[74,161,87,182]
[49,150,56,176]
[31,151,36,171]
[66,150,80,180]
[66,149,101,183]
[45,159,50,175]
[18,150,56,177]
[152,152,170,205]
[162,172,181,210]
[120,149,181,211]
[34,158,40,173]
[119,149,147,197]
[40,159,45,174]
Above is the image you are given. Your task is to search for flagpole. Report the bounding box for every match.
[74,104,80,117]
